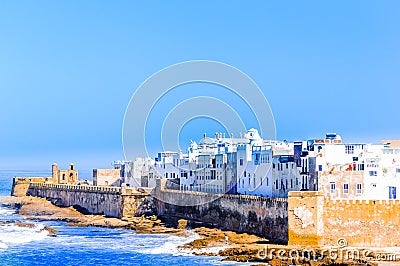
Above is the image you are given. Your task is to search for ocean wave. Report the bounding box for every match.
[0,223,49,245]
[138,232,199,256]
[0,207,15,216]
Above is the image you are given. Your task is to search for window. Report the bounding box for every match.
[371,183,377,188]
[369,171,377,177]
[318,165,322,171]
[343,183,349,194]
[240,159,244,166]
[356,183,362,194]
[389,186,397,199]
[345,145,355,154]
[330,182,336,194]
[273,163,275,169]
[396,169,400,173]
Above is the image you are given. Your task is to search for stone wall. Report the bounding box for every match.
[14,179,289,243]
[288,191,325,246]
[288,191,400,247]
[155,184,288,243]
[27,183,124,217]
[323,199,400,247]
[11,177,47,196]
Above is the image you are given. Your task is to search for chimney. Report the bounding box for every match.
[70,163,74,171]
[215,133,219,139]
[230,133,233,138]
[203,133,206,140]
[240,132,243,138]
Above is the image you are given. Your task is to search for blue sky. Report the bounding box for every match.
[0,1,399,170]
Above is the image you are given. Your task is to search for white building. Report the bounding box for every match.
[121,129,400,200]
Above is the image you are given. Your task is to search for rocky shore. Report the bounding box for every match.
[1,196,399,265]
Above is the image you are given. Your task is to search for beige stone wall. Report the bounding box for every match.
[289,191,400,247]
[11,177,47,196]
[288,191,325,246]
[323,199,400,247]
[93,169,121,187]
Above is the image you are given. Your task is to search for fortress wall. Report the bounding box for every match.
[288,191,400,247]
[322,199,400,247]
[11,177,47,197]
[14,178,400,247]
[14,179,289,242]
[155,181,288,243]
[26,182,124,218]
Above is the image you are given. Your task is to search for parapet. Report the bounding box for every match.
[288,191,324,198]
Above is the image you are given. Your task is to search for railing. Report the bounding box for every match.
[29,182,122,194]
[161,188,287,202]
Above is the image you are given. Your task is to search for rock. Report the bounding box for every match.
[177,219,188,230]
[14,221,35,228]
[42,226,58,237]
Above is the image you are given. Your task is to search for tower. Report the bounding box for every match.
[52,163,59,183]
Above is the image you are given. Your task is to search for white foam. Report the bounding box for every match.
[193,245,230,255]
[0,242,8,249]
[0,223,49,245]
[0,207,15,216]
[139,232,200,256]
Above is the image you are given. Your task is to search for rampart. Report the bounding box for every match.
[12,177,289,243]
[26,182,150,218]
[11,178,400,247]
[12,177,48,196]
[155,187,288,243]
[288,191,400,247]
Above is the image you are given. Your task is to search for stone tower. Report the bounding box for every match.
[52,163,59,183]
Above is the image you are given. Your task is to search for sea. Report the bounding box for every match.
[0,170,243,266]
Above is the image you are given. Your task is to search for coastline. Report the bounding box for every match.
[0,196,398,266]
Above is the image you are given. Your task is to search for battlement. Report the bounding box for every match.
[325,198,400,206]
[160,188,288,202]
[29,182,122,194]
